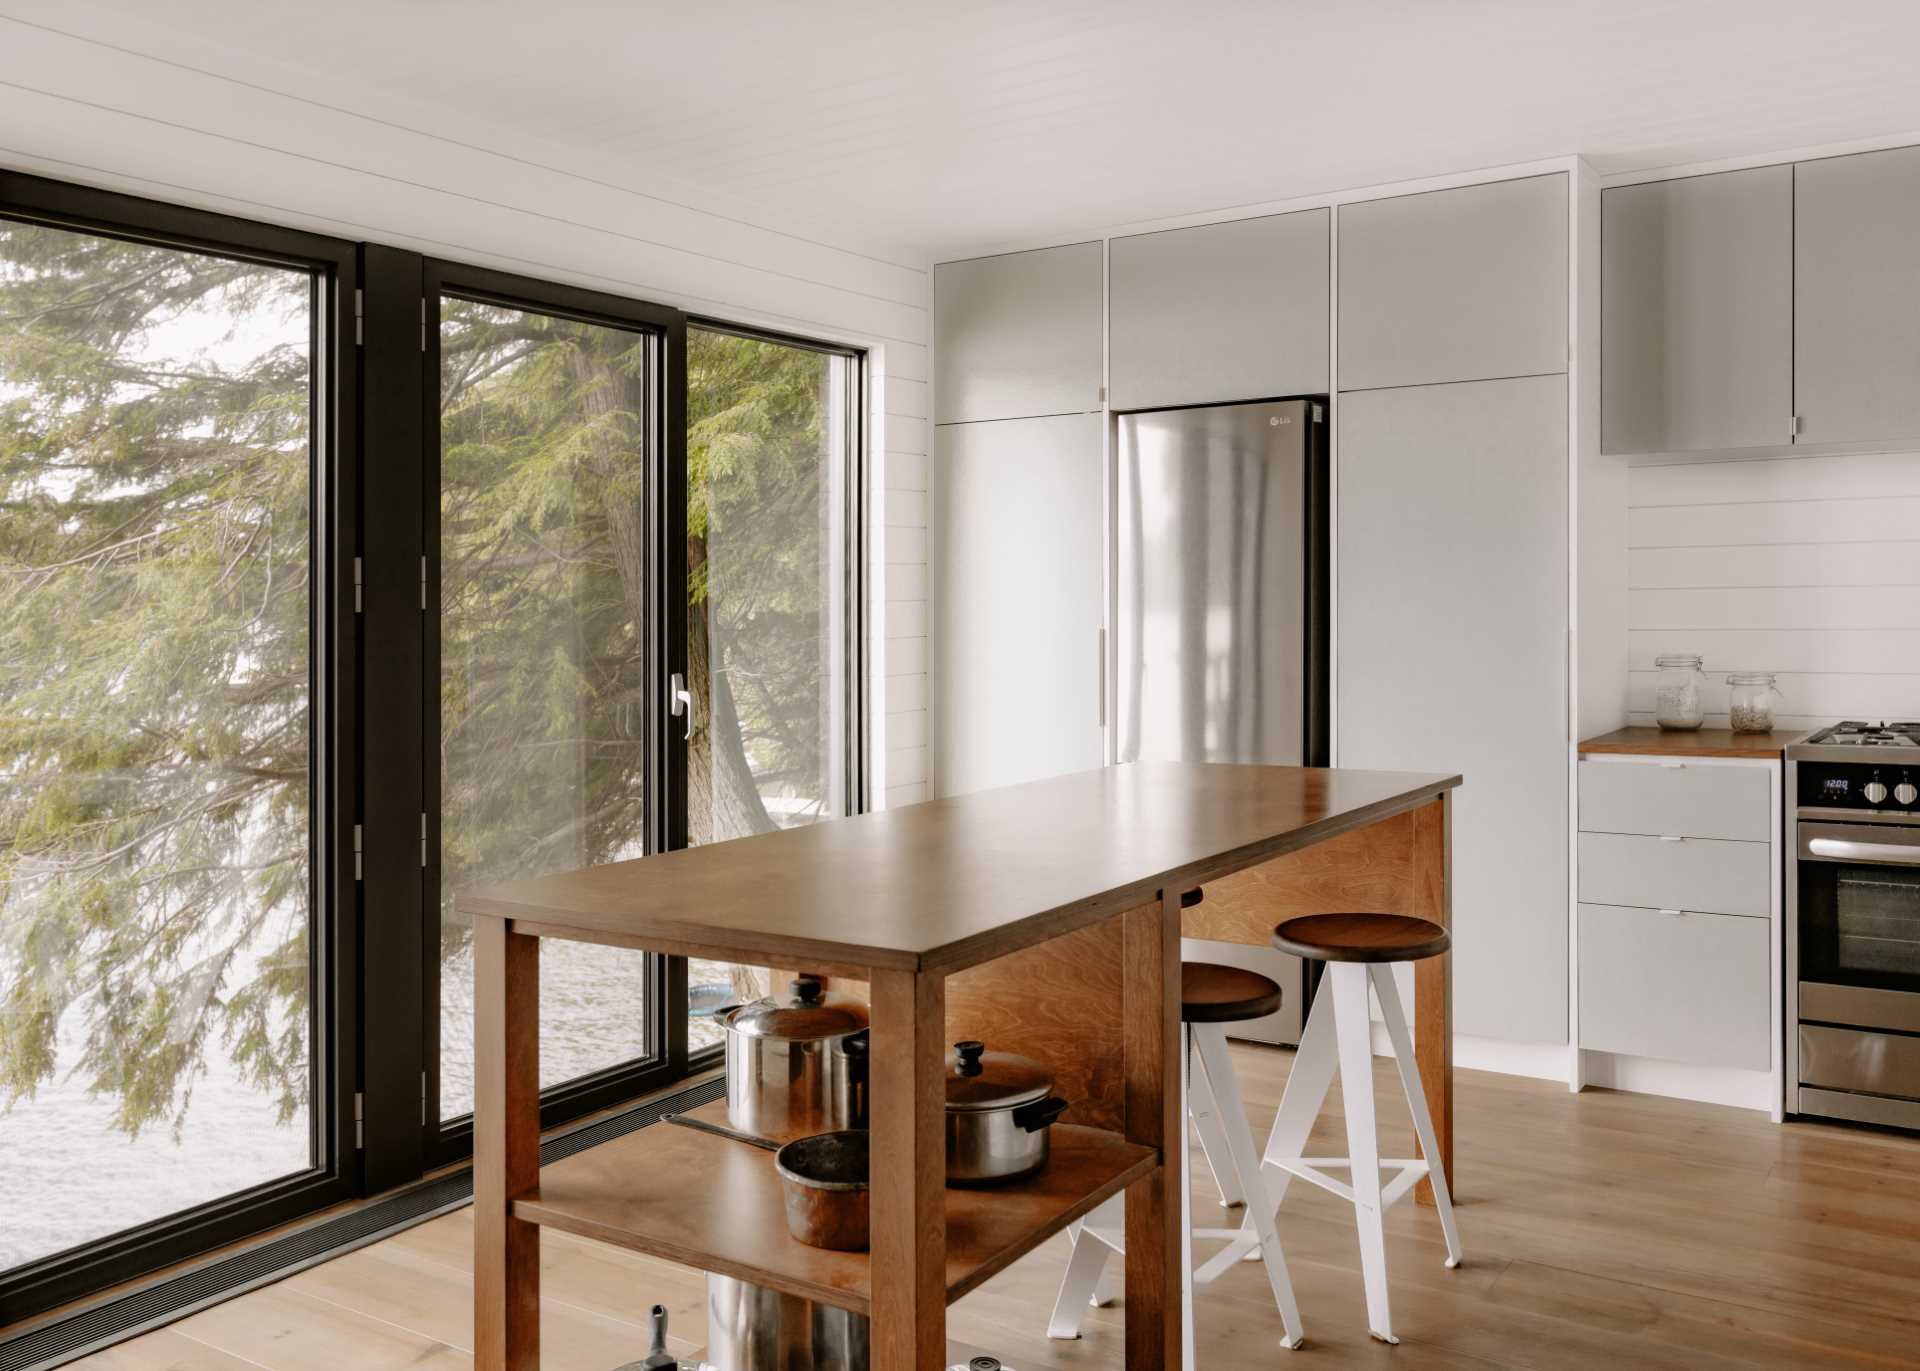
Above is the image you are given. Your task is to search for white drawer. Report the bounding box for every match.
[1579,903,1769,1069]
[1578,758,1772,842]
[1577,831,1771,916]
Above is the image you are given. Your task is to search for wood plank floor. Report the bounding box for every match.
[69,1043,1920,1370]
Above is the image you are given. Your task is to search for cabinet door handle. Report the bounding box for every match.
[1658,835,1684,843]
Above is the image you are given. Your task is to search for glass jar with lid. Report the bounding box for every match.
[1726,671,1782,734]
[1653,654,1708,730]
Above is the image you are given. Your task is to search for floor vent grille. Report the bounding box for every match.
[0,1076,726,1371]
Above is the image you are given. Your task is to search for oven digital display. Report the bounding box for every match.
[1823,777,1853,799]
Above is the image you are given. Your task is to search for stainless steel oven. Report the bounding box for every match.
[1789,724,1920,1129]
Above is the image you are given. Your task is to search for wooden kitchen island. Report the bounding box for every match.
[461,762,1460,1371]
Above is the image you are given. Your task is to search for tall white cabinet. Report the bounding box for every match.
[1337,376,1570,1043]
[929,246,1107,796]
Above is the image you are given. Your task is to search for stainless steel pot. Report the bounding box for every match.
[706,1274,869,1371]
[723,974,869,1143]
[944,1041,1068,1186]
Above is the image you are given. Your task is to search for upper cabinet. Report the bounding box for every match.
[932,242,1104,425]
[1794,146,1920,445]
[1108,209,1329,410]
[1601,167,1792,455]
[1338,174,1568,391]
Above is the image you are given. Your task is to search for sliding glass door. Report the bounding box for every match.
[684,325,863,1041]
[428,275,681,1129]
[0,176,354,1314]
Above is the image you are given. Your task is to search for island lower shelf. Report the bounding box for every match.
[510,1099,1158,1316]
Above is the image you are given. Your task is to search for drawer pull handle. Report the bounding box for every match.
[1659,908,1685,917]
[1659,761,1686,769]
[1658,835,1684,843]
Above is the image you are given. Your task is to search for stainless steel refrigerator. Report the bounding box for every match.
[1115,397,1330,1045]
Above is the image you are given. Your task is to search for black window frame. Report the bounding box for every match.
[0,171,360,1323]
[0,174,873,1326]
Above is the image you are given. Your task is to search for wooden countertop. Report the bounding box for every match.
[1577,725,1805,759]
[459,762,1461,975]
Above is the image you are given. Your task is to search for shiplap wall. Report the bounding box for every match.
[0,15,930,809]
[1628,450,1920,729]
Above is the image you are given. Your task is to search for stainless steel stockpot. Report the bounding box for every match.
[706,1274,869,1371]
[723,974,869,1143]
[943,1041,1068,1186]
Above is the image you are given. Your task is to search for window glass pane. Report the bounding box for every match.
[0,219,315,1268]
[685,328,853,1052]
[437,298,658,1118]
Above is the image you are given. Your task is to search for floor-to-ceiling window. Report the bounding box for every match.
[682,325,862,1043]
[0,178,354,1315]
[0,175,866,1325]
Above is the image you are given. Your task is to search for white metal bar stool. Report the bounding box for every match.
[1197,912,1463,1345]
[1048,960,1305,1358]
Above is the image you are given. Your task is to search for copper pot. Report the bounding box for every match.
[773,1130,870,1251]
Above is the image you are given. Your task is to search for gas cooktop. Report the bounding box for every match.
[1803,721,1920,748]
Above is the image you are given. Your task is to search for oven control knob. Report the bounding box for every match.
[1864,780,1890,805]
[1897,782,1918,806]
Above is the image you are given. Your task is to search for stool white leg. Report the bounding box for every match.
[1191,1024,1305,1349]
[1187,1034,1244,1208]
[1370,964,1463,1269]
[1180,1026,1197,1371]
[1330,963,1395,1344]
[1048,1222,1112,1338]
[1198,973,1341,1278]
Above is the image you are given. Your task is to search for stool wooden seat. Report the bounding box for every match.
[1182,962,1283,1023]
[1271,912,1450,963]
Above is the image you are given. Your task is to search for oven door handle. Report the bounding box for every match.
[1806,836,1920,866]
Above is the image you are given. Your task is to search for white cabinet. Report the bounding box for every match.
[1579,904,1770,1070]
[932,243,1104,424]
[1575,755,1781,1110]
[1794,145,1920,445]
[1338,174,1568,391]
[1600,167,1794,454]
[1338,374,1569,1045]
[930,413,1104,796]
[1108,209,1328,410]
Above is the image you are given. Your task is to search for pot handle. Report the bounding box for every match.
[1012,1096,1069,1133]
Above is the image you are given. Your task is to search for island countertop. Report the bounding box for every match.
[459,761,1461,976]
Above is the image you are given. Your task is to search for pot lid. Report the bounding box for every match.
[725,974,869,1041]
[945,1040,1053,1112]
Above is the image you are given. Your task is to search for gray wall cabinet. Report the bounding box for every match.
[931,413,1105,797]
[1601,166,1793,454]
[1108,209,1329,410]
[1338,174,1568,391]
[1338,374,1570,1045]
[1795,145,1920,445]
[932,242,1104,425]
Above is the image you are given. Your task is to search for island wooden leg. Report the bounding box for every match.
[474,916,540,1371]
[1122,893,1183,1369]
[1414,791,1454,1207]
[870,967,947,1370]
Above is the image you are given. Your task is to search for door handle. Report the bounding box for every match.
[670,671,695,742]
[1808,836,1920,866]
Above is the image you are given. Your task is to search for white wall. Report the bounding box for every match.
[1627,450,1920,728]
[0,14,929,808]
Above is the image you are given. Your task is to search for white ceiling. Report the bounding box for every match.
[15,0,1920,264]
